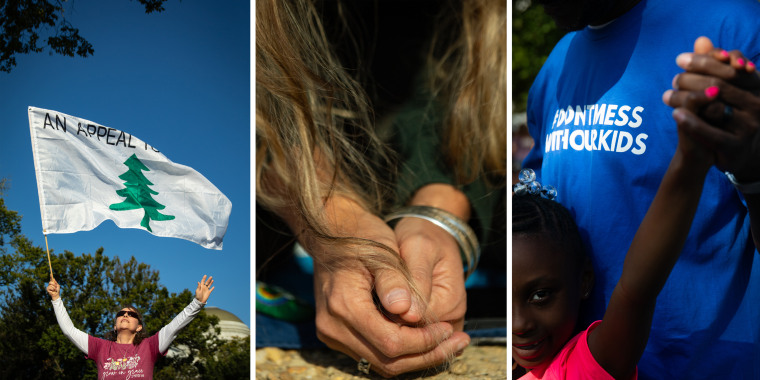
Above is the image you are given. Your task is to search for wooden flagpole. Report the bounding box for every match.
[30,109,54,282]
[44,233,53,281]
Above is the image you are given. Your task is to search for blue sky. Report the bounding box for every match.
[0,2,250,325]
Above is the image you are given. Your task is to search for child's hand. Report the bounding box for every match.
[671,105,716,173]
[692,36,757,74]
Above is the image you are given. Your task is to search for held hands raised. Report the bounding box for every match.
[663,36,760,183]
[663,37,760,250]
[195,275,215,304]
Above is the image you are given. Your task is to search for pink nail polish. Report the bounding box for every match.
[720,50,730,58]
[738,58,746,66]
[749,62,756,70]
[705,86,720,98]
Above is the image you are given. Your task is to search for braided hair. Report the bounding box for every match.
[512,194,587,268]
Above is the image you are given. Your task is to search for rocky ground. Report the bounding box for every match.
[255,343,507,380]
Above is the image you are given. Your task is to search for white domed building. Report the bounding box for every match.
[204,307,250,340]
[166,306,249,359]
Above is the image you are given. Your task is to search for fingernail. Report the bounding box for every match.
[676,53,692,68]
[720,50,730,58]
[738,58,746,66]
[704,86,719,98]
[385,288,409,305]
[672,108,686,122]
[455,339,470,352]
[749,62,756,70]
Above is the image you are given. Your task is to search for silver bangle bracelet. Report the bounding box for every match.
[384,206,481,279]
[725,172,760,194]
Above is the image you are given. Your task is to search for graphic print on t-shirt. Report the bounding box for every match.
[544,103,647,155]
[101,354,144,379]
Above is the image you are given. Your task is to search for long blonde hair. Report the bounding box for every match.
[256,0,395,234]
[255,0,419,311]
[429,0,507,186]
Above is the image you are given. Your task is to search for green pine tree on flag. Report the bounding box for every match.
[109,154,175,232]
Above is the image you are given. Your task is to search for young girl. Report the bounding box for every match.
[512,85,721,378]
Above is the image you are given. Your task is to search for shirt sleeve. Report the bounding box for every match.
[394,91,455,202]
[51,298,89,354]
[540,321,637,380]
[392,84,499,244]
[158,298,204,354]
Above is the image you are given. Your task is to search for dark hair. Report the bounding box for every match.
[104,305,148,346]
[512,194,587,267]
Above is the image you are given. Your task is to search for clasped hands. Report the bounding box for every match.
[308,185,470,378]
[664,36,760,184]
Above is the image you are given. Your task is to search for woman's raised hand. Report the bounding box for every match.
[195,275,215,303]
[47,277,61,301]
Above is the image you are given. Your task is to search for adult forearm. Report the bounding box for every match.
[408,183,471,221]
[158,298,204,354]
[51,298,89,354]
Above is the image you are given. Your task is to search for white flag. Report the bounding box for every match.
[27,106,232,250]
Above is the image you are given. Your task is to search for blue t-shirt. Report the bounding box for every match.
[524,0,760,378]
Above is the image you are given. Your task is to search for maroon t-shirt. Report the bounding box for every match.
[87,334,165,379]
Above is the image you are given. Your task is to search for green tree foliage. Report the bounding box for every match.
[0,197,249,379]
[0,0,170,73]
[512,0,566,112]
[203,336,251,379]
[0,197,21,248]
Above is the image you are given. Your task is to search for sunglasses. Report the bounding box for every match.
[116,310,140,319]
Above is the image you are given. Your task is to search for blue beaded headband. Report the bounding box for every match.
[512,168,557,200]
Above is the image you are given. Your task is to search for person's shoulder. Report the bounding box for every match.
[651,0,759,28]
[711,0,760,12]
[701,0,760,57]
[649,0,760,60]
[666,0,759,12]
[528,32,576,94]
[134,334,161,353]
[675,0,760,23]
[555,321,619,379]
[87,335,110,352]
[544,32,577,63]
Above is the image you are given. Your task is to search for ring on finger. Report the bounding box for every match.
[357,358,371,375]
[722,104,734,123]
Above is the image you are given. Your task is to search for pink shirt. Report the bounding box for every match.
[87,334,164,379]
[519,321,637,380]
